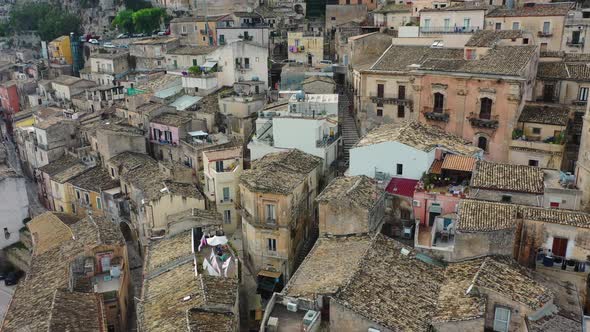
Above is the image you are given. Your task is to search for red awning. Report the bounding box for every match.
[385,177,419,198]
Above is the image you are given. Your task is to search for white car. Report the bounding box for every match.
[103,42,116,48]
[88,39,99,45]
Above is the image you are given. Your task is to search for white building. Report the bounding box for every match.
[216,26,270,47]
[419,4,486,35]
[349,121,482,179]
[181,40,269,94]
[0,150,29,249]
[203,147,243,235]
[248,92,340,170]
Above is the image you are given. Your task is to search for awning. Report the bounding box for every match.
[257,270,282,279]
[188,130,208,137]
[170,95,202,111]
[429,160,443,175]
[202,60,217,69]
[385,177,419,198]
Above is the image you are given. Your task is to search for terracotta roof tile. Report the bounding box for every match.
[518,103,571,126]
[457,199,520,232]
[487,3,574,17]
[316,176,383,209]
[470,161,545,194]
[441,155,477,172]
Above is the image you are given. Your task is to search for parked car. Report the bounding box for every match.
[116,33,129,39]
[319,60,333,65]
[4,271,23,286]
[88,39,100,45]
[103,42,116,48]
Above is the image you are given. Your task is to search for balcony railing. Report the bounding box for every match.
[538,31,553,37]
[422,107,449,122]
[316,132,341,148]
[566,37,584,47]
[370,96,412,106]
[468,112,499,129]
[565,18,590,26]
[419,26,480,34]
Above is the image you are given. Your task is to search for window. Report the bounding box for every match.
[71,204,76,213]
[443,18,450,31]
[528,159,539,167]
[501,195,512,203]
[76,190,81,200]
[377,83,384,98]
[222,187,230,201]
[495,22,502,31]
[110,167,115,177]
[244,57,250,69]
[463,18,471,29]
[523,38,529,44]
[540,43,548,52]
[512,22,520,30]
[60,206,64,212]
[479,97,492,119]
[331,17,336,21]
[267,238,277,251]
[398,85,406,99]
[265,204,276,223]
[84,193,90,204]
[433,92,444,112]
[3,228,9,240]
[192,59,197,66]
[552,237,568,257]
[550,201,560,208]
[396,163,403,175]
[96,197,102,210]
[493,307,511,332]
[223,210,231,224]
[477,136,488,151]
[579,87,589,101]
[542,21,550,34]
[532,127,541,135]
[398,105,405,118]
[377,109,383,117]
[215,160,224,172]
[424,19,431,30]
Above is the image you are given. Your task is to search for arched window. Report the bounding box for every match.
[480,97,492,120]
[434,92,444,113]
[478,136,488,151]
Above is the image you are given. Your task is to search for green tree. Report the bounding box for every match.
[132,8,165,34]
[124,0,152,11]
[112,9,135,34]
[10,3,81,40]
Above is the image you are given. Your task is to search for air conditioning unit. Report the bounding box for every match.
[412,200,420,207]
[286,302,298,312]
[267,317,279,332]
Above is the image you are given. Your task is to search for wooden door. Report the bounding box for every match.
[552,237,568,257]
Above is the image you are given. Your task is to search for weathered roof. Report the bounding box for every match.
[187,308,236,332]
[518,104,570,126]
[487,3,574,17]
[470,161,545,194]
[301,75,336,85]
[537,62,590,82]
[91,51,129,60]
[52,163,91,184]
[52,75,86,86]
[68,166,119,192]
[465,30,524,47]
[433,259,486,323]
[203,147,242,162]
[283,235,372,300]
[371,44,536,77]
[456,199,520,232]
[421,3,490,12]
[523,207,590,229]
[354,121,481,156]
[167,46,218,56]
[140,230,238,332]
[240,149,322,195]
[37,155,80,176]
[3,215,122,332]
[131,36,179,45]
[108,151,155,172]
[47,290,105,332]
[374,2,411,13]
[316,176,382,210]
[151,112,192,127]
[334,235,446,331]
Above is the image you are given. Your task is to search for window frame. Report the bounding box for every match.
[493,306,511,332]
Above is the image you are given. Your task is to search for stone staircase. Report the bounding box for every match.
[338,92,360,164]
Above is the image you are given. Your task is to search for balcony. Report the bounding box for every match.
[419,26,480,34]
[316,132,341,148]
[565,18,590,26]
[235,203,279,230]
[468,112,499,129]
[370,96,412,106]
[422,107,449,122]
[538,31,553,37]
[236,64,251,72]
[566,37,585,48]
[510,138,565,153]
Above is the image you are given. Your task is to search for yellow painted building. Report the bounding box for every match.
[287,31,324,66]
[48,35,73,65]
[67,166,120,218]
[50,163,91,214]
